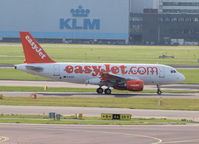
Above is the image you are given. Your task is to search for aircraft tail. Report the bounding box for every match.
[19,32,55,64]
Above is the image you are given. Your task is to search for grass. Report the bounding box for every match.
[0,43,199,65]
[0,86,95,92]
[0,86,198,93]
[0,119,186,125]
[178,69,199,84]
[1,97,199,111]
[0,114,195,125]
[0,68,49,81]
[0,68,199,84]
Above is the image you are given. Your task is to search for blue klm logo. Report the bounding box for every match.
[60,5,100,30]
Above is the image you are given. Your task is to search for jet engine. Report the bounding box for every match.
[114,80,143,91]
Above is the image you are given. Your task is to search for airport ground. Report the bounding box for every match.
[1,43,199,143]
[1,77,199,122]
[1,124,199,144]
[0,43,199,65]
[0,80,199,91]
[1,105,199,121]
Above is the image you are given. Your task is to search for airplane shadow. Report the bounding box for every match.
[37,92,142,98]
[35,92,188,98]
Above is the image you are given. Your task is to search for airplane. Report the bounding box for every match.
[15,32,185,95]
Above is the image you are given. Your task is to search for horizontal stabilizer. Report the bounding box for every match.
[25,66,43,72]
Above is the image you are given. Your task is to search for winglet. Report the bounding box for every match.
[19,32,56,64]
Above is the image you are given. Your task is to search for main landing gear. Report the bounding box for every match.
[96,87,103,94]
[96,87,112,95]
[157,84,162,95]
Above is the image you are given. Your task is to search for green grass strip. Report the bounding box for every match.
[1,44,199,65]
[0,68,49,81]
[1,97,199,111]
[0,119,180,125]
[0,115,195,125]
[178,69,199,84]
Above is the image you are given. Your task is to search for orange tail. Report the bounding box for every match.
[20,32,55,64]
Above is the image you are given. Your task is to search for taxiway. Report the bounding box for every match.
[1,124,199,144]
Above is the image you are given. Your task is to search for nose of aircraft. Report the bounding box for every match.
[178,73,185,82]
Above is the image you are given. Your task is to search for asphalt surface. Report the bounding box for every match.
[1,91,199,99]
[0,65,199,144]
[1,105,199,121]
[1,124,199,144]
[1,80,199,91]
[0,64,14,68]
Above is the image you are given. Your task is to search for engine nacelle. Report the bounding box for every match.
[126,80,143,91]
[114,80,143,91]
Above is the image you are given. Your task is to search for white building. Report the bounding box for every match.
[159,0,199,13]
[130,0,159,13]
[0,0,129,43]
[0,0,198,44]
[130,0,199,14]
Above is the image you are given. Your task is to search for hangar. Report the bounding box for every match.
[0,0,129,44]
[0,0,199,45]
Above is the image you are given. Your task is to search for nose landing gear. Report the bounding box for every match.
[157,84,162,95]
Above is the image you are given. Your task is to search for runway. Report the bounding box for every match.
[1,80,199,91]
[1,123,199,144]
[1,105,199,121]
[1,91,199,99]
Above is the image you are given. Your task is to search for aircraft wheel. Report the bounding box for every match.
[97,88,103,94]
[157,84,162,95]
[105,88,111,95]
[157,89,162,95]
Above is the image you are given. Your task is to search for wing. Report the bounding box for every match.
[100,73,138,87]
[100,73,125,81]
[100,73,131,87]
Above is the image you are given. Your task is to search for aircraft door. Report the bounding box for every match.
[159,67,165,79]
[53,65,60,77]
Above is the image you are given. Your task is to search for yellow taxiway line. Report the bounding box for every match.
[0,136,9,143]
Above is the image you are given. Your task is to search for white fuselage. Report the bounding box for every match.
[15,63,185,86]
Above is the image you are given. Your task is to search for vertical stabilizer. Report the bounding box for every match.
[20,32,55,64]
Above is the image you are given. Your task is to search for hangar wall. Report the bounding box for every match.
[0,0,129,41]
[130,0,159,13]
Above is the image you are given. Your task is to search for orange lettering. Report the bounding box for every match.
[138,67,146,75]
[120,65,127,74]
[84,66,92,74]
[65,65,73,74]
[74,65,83,74]
[147,67,158,75]
[105,64,110,72]
[130,66,137,75]
[92,65,101,76]
[111,66,119,74]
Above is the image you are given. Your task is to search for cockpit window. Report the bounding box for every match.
[171,70,177,73]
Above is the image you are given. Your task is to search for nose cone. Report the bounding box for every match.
[178,73,185,83]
